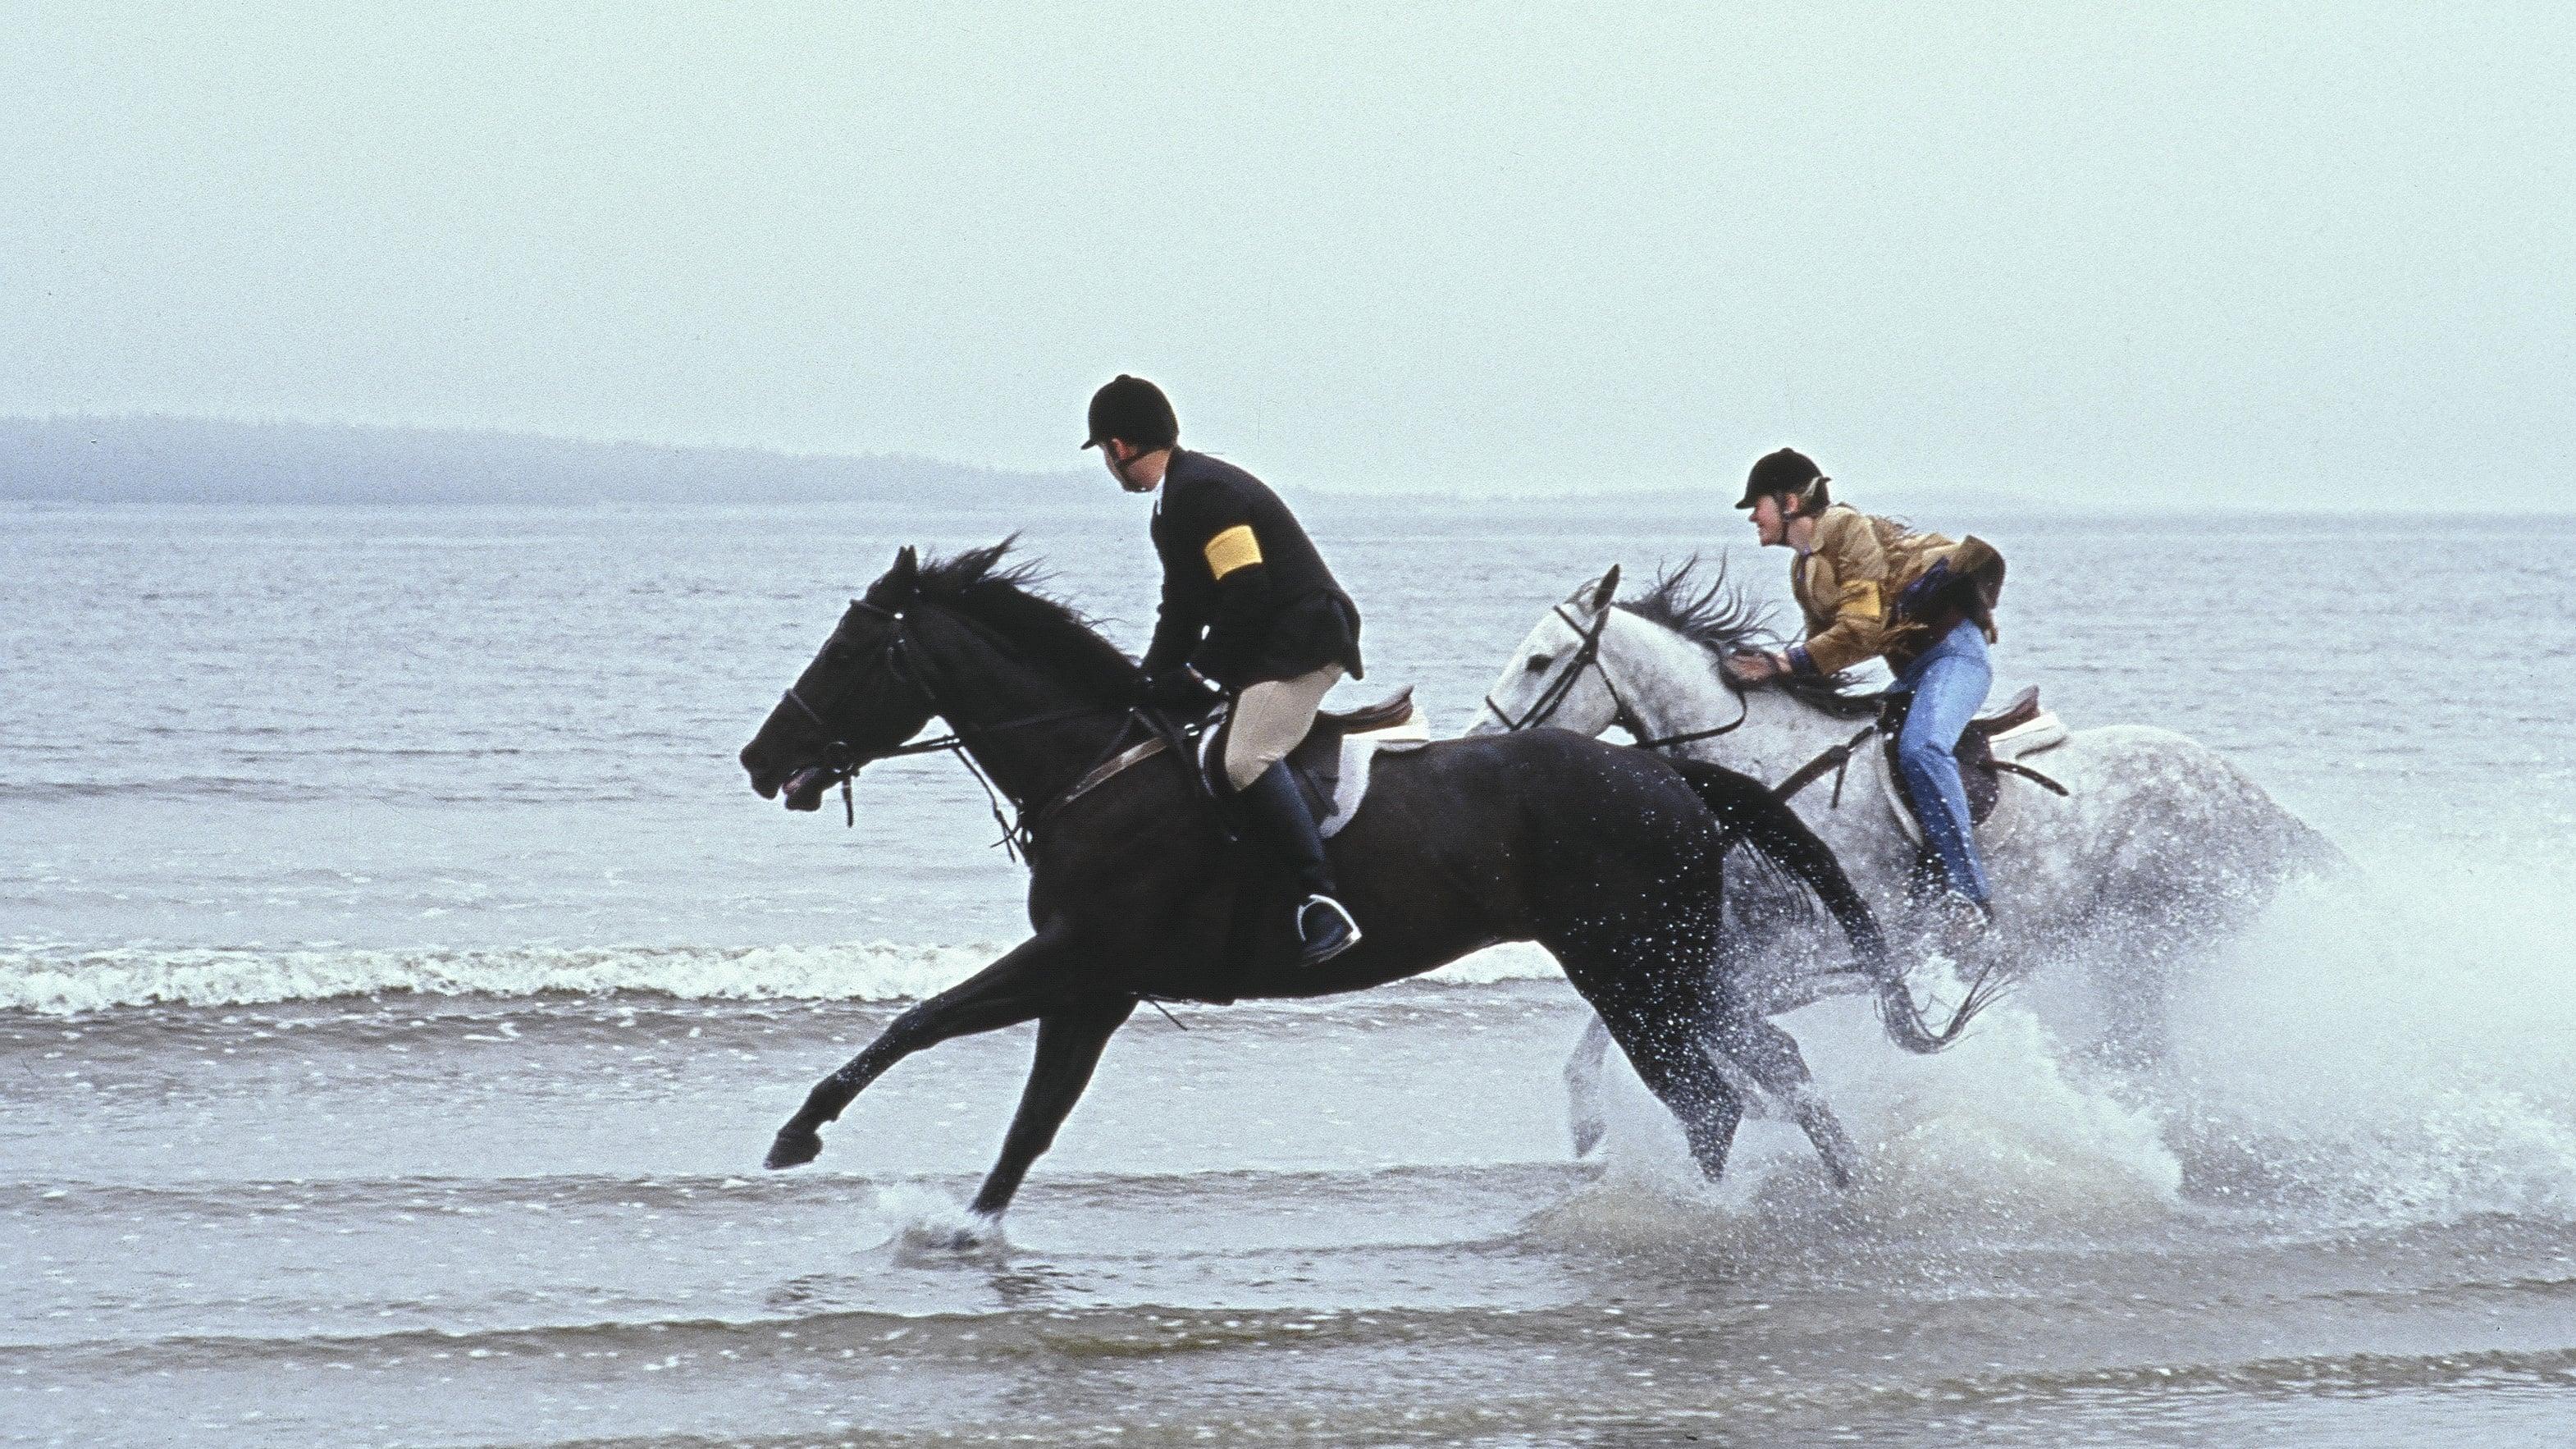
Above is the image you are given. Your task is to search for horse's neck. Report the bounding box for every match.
[1603,617,1857,778]
[924,632,1133,808]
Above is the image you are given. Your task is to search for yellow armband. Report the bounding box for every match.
[1203,524,1263,580]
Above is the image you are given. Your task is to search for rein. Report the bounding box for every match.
[1769,723,1884,808]
[1486,604,1748,750]
[774,601,1141,859]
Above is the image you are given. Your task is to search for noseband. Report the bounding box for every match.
[1483,603,1749,751]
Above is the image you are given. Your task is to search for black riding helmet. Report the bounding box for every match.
[1083,374,1179,452]
[1734,446,1827,510]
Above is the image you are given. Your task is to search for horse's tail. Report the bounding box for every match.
[1665,756,1997,1054]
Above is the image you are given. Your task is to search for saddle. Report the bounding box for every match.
[1199,686,1427,835]
[1319,686,1419,735]
[1879,685,2067,827]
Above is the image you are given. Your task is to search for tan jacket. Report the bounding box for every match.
[1790,505,2003,676]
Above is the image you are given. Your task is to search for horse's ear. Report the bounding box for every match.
[888,546,919,591]
[1590,565,1621,612]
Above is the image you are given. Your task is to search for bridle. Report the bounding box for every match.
[1482,603,1618,734]
[1482,603,1750,751]
[771,600,1138,857]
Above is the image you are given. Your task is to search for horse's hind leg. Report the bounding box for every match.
[1569,950,1857,1162]
[1584,990,1748,1181]
[765,935,1063,1170]
[966,995,1137,1218]
[1705,1007,1859,1189]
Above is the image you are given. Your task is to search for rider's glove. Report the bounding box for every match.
[1144,668,1221,711]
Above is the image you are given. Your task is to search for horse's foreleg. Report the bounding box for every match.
[966,995,1138,1218]
[1564,1016,1615,1158]
[765,935,1061,1170]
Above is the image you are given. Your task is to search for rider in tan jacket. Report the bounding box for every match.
[1724,449,2006,930]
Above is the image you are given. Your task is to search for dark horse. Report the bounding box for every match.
[738,544,1983,1221]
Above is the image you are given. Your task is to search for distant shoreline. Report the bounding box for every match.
[2,415,2551,516]
[0,415,1085,508]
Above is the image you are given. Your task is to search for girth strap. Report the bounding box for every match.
[1990,758,2071,797]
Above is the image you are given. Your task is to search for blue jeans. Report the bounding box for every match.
[1890,619,1994,905]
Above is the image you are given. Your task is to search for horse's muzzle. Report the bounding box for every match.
[740,738,785,800]
[779,766,833,811]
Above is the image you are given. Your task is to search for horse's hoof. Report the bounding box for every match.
[765,1126,824,1170]
[909,1214,1002,1252]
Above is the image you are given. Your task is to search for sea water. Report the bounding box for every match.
[5,498,2574,1445]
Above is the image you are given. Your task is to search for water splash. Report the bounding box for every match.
[2158,841,2576,1227]
[1550,835,2576,1246]
[872,1182,1008,1259]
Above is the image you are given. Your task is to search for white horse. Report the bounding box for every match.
[1470,561,2340,1154]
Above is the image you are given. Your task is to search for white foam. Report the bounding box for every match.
[0,939,1008,1016]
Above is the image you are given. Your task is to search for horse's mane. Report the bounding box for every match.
[879,539,1144,702]
[1616,555,1881,720]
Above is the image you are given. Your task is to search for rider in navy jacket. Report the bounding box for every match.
[1086,375,1365,967]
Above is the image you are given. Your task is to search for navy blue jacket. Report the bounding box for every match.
[1141,449,1363,688]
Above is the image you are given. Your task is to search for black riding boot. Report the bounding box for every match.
[1238,761,1361,966]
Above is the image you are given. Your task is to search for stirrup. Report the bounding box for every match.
[1294,894,1361,966]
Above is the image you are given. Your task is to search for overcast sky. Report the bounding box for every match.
[5,3,2569,505]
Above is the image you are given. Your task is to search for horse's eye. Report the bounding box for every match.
[825,642,854,665]
[1525,654,1554,674]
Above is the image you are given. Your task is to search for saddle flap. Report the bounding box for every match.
[1283,721,1346,817]
[1285,687,1427,815]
